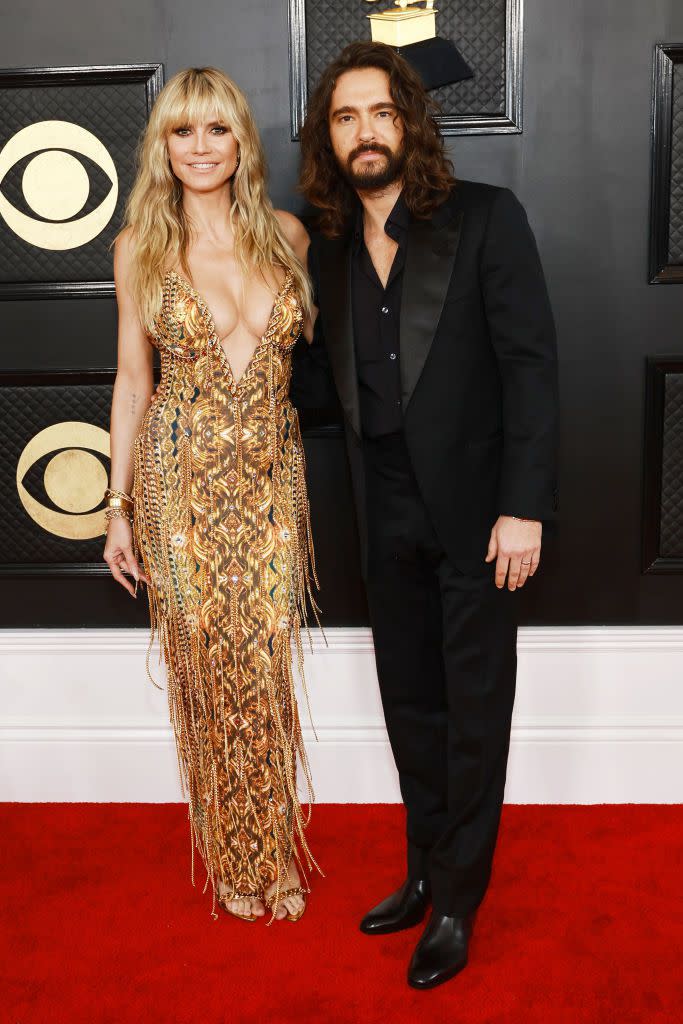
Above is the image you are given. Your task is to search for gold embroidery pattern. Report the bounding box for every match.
[133,269,320,915]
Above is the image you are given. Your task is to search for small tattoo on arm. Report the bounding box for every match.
[130,392,138,416]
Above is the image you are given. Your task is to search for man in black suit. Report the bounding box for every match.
[292,41,559,989]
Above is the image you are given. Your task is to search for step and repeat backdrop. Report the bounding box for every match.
[0,66,162,625]
[0,4,682,628]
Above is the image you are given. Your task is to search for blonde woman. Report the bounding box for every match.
[103,67,320,923]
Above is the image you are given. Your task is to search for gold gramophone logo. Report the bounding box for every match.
[16,421,110,539]
[365,0,438,47]
[0,120,118,250]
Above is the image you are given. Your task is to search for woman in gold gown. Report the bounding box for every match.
[103,67,320,923]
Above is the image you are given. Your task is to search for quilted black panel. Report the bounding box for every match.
[0,78,148,284]
[660,372,683,556]
[0,382,112,569]
[305,0,506,117]
[668,64,683,263]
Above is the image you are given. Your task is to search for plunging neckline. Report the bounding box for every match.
[166,268,293,389]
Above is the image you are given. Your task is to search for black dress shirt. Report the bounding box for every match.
[351,193,409,438]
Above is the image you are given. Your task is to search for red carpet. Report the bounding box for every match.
[1,804,682,1023]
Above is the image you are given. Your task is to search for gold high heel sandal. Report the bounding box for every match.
[217,891,261,923]
[264,886,307,923]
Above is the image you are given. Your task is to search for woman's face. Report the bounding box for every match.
[166,117,239,192]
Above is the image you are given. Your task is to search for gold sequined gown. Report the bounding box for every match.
[133,268,319,912]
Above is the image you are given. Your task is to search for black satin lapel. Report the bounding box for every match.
[318,236,361,437]
[400,209,464,410]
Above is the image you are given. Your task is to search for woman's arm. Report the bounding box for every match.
[275,208,316,343]
[103,227,155,595]
[275,209,338,414]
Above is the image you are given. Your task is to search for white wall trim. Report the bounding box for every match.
[3,714,683,743]
[5,624,683,653]
[2,626,683,803]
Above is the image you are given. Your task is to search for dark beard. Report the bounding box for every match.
[341,142,405,191]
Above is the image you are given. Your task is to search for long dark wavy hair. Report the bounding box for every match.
[299,41,456,238]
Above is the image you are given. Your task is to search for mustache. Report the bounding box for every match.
[347,142,393,164]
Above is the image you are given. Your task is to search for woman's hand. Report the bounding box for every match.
[103,516,148,596]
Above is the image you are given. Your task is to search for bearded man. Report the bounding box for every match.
[292,41,559,990]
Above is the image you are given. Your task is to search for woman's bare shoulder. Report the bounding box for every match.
[274,209,310,249]
[113,225,136,269]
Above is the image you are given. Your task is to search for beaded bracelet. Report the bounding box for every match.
[105,507,133,524]
[105,487,134,506]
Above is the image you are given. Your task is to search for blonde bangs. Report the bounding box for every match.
[116,67,312,333]
[159,75,231,136]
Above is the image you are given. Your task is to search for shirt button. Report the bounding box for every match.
[381,305,390,315]
[389,352,397,360]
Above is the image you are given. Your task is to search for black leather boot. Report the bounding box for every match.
[359,878,431,935]
[407,912,472,989]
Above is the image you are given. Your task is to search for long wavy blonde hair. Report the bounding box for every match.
[118,67,312,332]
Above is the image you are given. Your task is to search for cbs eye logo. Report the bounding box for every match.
[17,422,111,540]
[0,120,118,250]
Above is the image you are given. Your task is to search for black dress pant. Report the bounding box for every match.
[363,432,518,917]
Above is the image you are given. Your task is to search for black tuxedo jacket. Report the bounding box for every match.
[291,180,559,575]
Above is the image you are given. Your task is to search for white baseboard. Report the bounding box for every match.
[2,627,683,803]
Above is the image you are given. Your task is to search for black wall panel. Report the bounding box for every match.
[1,0,683,626]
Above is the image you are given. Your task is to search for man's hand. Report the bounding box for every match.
[485,515,542,590]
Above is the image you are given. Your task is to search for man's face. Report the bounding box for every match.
[328,67,405,191]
